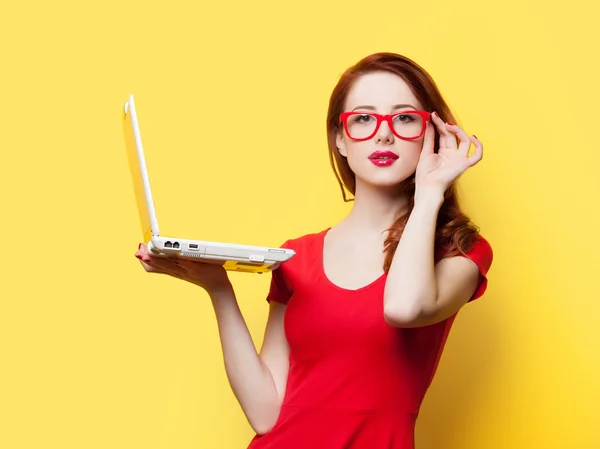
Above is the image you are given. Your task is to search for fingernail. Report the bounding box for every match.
[447,122,454,126]
[138,243,142,250]
[473,134,478,139]
[135,254,142,260]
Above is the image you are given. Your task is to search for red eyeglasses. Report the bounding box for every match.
[339,111,431,141]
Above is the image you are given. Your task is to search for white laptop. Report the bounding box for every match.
[122,94,295,274]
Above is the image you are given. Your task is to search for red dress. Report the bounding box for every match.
[247,228,493,449]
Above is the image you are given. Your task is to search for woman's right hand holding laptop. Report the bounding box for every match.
[135,243,232,295]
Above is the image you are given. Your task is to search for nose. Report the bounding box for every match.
[375,119,394,144]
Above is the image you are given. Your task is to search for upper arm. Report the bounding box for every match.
[259,258,293,402]
[403,236,494,327]
[428,255,483,321]
[258,300,290,403]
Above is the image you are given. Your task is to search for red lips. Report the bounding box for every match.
[368,150,399,160]
[368,150,398,167]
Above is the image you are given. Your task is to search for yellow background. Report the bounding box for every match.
[1,1,598,448]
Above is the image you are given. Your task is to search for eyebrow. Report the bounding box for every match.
[351,104,417,111]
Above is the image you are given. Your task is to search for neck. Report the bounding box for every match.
[343,179,412,234]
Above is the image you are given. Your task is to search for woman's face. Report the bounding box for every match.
[336,71,427,190]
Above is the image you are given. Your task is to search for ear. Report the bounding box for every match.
[336,132,347,157]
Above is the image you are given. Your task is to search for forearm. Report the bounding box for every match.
[384,191,444,324]
[209,285,281,434]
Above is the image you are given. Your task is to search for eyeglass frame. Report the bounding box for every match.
[339,110,431,141]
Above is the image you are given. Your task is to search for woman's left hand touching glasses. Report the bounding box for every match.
[415,111,483,199]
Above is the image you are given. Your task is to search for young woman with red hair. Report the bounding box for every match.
[136,52,493,449]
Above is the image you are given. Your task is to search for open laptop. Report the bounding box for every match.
[122,94,295,274]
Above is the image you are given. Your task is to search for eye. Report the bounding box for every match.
[394,114,416,123]
[352,114,374,124]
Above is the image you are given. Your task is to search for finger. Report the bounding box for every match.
[421,120,435,155]
[136,244,167,265]
[139,260,164,273]
[135,243,144,258]
[446,123,472,154]
[466,135,483,166]
[135,244,189,276]
[431,112,457,149]
[135,245,187,275]
[135,243,155,264]
[135,243,151,259]
[145,257,189,277]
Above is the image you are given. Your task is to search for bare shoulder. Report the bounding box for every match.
[280,228,330,251]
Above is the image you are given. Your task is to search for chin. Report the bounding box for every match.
[353,165,415,189]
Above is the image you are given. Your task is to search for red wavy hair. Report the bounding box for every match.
[326,52,481,272]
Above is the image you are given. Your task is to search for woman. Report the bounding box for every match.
[135,52,493,449]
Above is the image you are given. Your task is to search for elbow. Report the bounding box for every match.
[247,407,280,436]
[383,298,435,328]
[383,304,421,328]
[251,421,275,436]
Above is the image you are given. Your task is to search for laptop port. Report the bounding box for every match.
[165,241,173,248]
[189,244,199,251]
[173,242,180,249]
